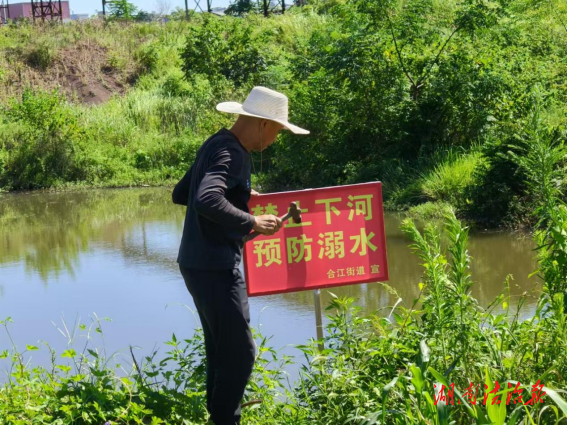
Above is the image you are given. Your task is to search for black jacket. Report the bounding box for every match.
[173,128,256,270]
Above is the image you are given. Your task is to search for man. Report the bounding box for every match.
[172,86,309,425]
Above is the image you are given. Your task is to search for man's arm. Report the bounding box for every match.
[172,165,193,206]
[194,147,256,234]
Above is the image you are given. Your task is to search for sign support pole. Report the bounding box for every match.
[313,289,324,352]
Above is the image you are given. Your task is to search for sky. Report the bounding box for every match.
[68,0,232,15]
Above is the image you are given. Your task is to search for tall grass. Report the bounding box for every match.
[0,83,215,190]
[509,88,567,306]
[407,201,453,220]
[292,211,567,424]
[420,149,485,207]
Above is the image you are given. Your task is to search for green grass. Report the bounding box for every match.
[419,150,485,207]
[407,201,454,220]
[1,6,567,424]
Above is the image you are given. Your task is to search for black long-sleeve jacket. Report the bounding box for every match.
[173,128,256,270]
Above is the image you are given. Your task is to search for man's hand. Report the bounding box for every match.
[250,189,260,197]
[253,215,282,236]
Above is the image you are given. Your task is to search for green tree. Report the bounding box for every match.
[108,0,138,20]
[180,16,268,87]
[225,0,259,16]
[169,6,195,20]
[135,10,156,21]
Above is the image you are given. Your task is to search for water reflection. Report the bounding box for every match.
[275,215,539,318]
[0,188,541,374]
[0,188,540,312]
[0,189,184,280]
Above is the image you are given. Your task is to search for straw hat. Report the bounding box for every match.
[216,86,309,135]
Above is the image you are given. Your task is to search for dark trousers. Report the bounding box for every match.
[179,266,256,425]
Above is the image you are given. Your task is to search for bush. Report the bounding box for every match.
[408,201,454,220]
[180,15,269,87]
[106,51,128,72]
[465,90,567,228]
[135,42,160,73]
[161,69,192,97]
[24,43,57,70]
[0,89,86,189]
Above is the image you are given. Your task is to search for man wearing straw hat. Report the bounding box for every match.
[172,86,308,425]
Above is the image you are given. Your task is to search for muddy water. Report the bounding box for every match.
[0,188,539,379]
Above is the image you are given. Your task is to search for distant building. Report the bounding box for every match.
[210,6,226,15]
[269,0,293,9]
[70,13,89,20]
[6,1,71,21]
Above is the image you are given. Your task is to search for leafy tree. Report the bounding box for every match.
[135,10,156,21]
[169,6,195,20]
[107,0,138,20]
[225,0,259,16]
[180,16,268,87]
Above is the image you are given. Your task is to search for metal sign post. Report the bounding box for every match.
[313,289,324,352]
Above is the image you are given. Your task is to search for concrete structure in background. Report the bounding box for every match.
[6,1,71,21]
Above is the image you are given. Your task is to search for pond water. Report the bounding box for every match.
[0,188,540,381]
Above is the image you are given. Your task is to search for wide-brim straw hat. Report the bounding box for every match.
[216,86,309,135]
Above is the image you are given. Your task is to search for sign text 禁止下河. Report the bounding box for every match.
[243,182,389,296]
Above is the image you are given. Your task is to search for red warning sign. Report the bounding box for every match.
[243,182,389,296]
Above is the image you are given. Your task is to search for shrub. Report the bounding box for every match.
[135,42,160,73]
[420,150,484,207]
[161,69,192,97]
[0,89,86,189]
[180,15,269,87]
[408,201,454,220]
[24,43,57,70]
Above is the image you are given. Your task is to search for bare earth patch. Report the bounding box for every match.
[2,39,136,105]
